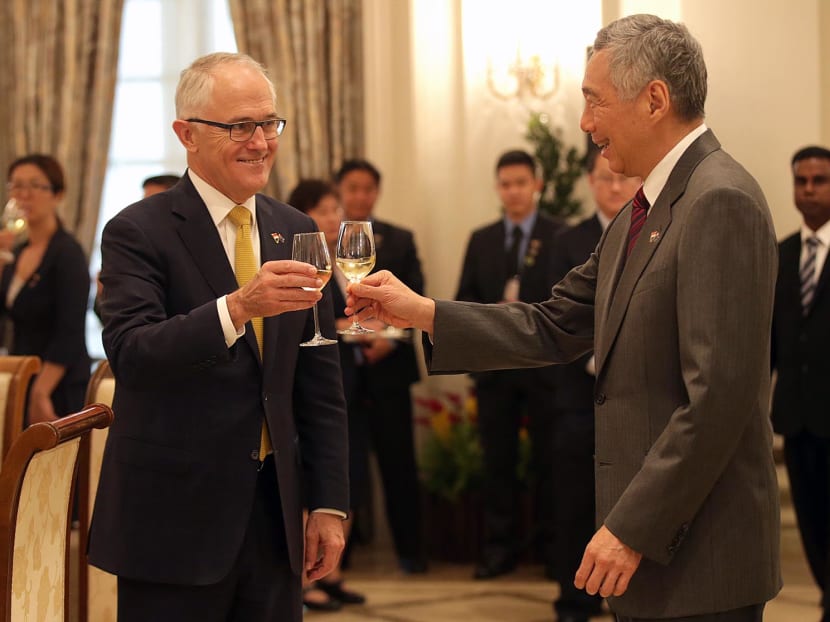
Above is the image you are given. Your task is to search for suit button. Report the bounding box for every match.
[802,364,809,374]
[595,393,606,405]
[250,450,260,461]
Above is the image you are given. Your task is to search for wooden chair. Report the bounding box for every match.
[0,403,113,622]
[77,361,117,622]
[0,357,41,461]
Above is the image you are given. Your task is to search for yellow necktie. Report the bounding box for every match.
[227,205,272,460]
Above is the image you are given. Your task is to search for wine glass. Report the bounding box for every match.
[0,198,26,262]
[292,231,338,347]
[336,221,376,335]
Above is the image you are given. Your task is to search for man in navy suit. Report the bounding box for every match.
[90,52,349,622]
[455,150,564,579]
[548,144,639,622]
[335,159,427,572]
[771,145,830,622]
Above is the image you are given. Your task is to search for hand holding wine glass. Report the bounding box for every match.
[336,221,376,335]
[292,231,338,347]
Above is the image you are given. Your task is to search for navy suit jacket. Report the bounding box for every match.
[549,215,602,410]
[455,211,564,386]
[88,174,348,584]
[771,231,830,437]
[362,218,423,388]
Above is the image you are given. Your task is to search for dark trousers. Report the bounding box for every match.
[476,370,555,566]
[117,457,300,622]
[616,603,764,622]
[352,371,423,561]
[551,408,602,617]
[785,431,830,611]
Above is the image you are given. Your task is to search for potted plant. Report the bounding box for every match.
[525,111,585,219]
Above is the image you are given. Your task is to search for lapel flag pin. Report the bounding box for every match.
[649,230,661,243]
[271,232,285,244]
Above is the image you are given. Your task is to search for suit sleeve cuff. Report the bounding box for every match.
[311,508,348,519]
[217,295,245,348]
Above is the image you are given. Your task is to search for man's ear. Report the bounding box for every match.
[644,79,670,120]
[172,119,198,152]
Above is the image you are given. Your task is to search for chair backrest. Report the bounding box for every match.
[0,357,41,461]
[0,404,113,622]
[77,361,117,622]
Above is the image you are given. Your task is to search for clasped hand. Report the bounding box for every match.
[227,260,321,329]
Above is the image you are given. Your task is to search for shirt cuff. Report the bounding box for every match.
[217,295,245,348]
[311,508,348,519]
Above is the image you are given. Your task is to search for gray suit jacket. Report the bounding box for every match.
[428,130,781,617]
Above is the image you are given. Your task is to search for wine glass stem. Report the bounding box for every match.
[350,278,362,329]
[312,303,323,337]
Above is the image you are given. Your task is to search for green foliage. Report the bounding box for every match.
[416,392,533,503]
[420,419,483,503]
[525,111,584,219]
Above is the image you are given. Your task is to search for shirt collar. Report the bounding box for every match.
[596,210,612,231]
[187,169,257,226]
[641,123,708,207]
[504,209,538,238]
[802,220,830,247]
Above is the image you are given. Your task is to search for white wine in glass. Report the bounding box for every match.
[2,198,26,235]
[292,231,338,347]
[0,199,26,263]
[336,220,376,335]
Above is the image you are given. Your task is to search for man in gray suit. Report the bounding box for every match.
[346,14,781,622]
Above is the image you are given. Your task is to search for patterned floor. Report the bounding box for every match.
[307,467,821,621]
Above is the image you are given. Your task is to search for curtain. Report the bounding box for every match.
[0,0,124,255]
[229,0,364,201]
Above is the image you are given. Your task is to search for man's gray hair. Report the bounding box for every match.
[591,14,707,121]
[175,52,277,119]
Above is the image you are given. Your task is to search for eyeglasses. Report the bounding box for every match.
[6,182,54,194]
[187,117,287,142]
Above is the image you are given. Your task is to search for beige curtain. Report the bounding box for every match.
[0,0,124,255]
[229,0,364,200]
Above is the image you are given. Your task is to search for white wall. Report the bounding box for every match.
[364,0,600,300]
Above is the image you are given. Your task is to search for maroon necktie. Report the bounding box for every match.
[626,187,649,257]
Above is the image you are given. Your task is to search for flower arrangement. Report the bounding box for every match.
[414,389,532,502]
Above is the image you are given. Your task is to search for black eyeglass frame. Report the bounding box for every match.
[186,117,287,142]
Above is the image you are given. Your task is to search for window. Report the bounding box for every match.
[87,0,236,359]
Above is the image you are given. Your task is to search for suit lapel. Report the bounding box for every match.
[173,178,240,301]
[810,241,830,312]
[595,130,721,377]
[257,197,291,369]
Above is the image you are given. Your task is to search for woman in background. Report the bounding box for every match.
[0,154,91,423]
[289,178,366,612]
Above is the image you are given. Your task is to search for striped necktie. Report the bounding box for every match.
[800,235,820,316]
[626,186,649,258]
[227,205,272,460]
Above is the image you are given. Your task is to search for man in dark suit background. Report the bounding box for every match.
[548,144,639,622]
[89,52,349,622]
[348,14,781,621]
[455,149,564,579]
[334,159,427,573]
[771,145,830,622]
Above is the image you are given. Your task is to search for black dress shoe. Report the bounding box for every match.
[473,558,517,579]
[302,587,342,612]
[316,579,366,605]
